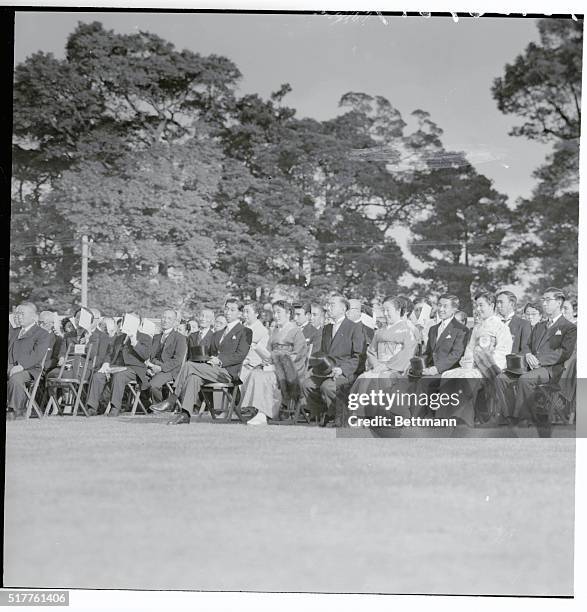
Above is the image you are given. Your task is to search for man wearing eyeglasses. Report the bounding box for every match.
[497,287,576,429]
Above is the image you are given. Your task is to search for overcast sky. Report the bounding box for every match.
[14,11,553,204]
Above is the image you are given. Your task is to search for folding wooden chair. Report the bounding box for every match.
[24,348,51,419]
[201,379,245,423]
[163,349,187,411]
[44,343,96,417]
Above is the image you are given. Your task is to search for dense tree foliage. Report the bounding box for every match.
[11,18,580,316]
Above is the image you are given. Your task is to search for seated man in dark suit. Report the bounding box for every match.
[347,299,374,376]
[309,302,325,353]
[144,309,187,404]
[496,287,576,427]
[293,302,319,347]
[85,319,152,417]
[187,308,215,353]
[422,294,469,377]
[153,299,252,424]
[38,310,62,373]
[496,290,532,356]
[7,302,52,419]
[303,295,364,427]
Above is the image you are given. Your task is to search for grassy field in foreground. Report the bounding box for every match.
[3,418,575,595]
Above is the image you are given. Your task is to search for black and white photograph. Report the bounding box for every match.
[2,2,583,605]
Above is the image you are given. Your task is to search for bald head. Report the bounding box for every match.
[347,299,362,323]
[161,309,178,331]
[39,310,56,332]
[15,302,37,328]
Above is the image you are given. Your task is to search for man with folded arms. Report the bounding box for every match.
[303,295,363,427]
[152,298,252,424]
[85,318,152,417]
[495,290,531,356]
[144,309,187,405]
[496,287,576,427]
[7,302,51,419]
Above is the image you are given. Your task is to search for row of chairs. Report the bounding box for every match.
[21,342,314,425]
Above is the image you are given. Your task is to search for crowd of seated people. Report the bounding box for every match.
[6,287,577,433]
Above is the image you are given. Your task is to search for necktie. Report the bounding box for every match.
[547,319,554,328]
[219,328,229,345]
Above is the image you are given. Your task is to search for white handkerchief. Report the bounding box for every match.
[445,335,452,340]
[555,329,562,336]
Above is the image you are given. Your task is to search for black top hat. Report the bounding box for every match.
[188,344,211,362]
[309,353,336,378]
[505,353,527,377]
[408,356,425,378]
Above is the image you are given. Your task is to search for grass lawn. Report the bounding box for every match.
[3,417,575,595]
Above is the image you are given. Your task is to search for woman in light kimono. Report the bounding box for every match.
[438,292,512,426]
[351,296,419,389]
[240,300,308,426]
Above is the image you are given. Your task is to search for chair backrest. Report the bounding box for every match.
[57,340,92,381]
[304,343,314,370]
[28,347,51,400]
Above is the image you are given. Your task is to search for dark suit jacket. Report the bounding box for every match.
[423,317,468,374]
[187,328,214,352]
[105,332,152,386]
[45,332,63,372]
[529,316,577,380]
[319,318,363,381]
[89,329,112,370]
[356,322,375,376]
[209,322,252,380]
[150,330,187,376]
[507,314,532,355]
[301,323,318,344]
[8,324,52,377]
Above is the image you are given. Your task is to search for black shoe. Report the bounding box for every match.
[108,406,121,417]
[167,410,191,425]
[319,413,334,428]
[151,395,178,413]
[6,410,16,421]
[87,406,97,417]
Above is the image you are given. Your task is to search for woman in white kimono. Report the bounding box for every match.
[438,292,512,425]
[240,300,308,426]
[351,296,419,390]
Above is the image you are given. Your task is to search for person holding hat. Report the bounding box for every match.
[240,300,307,425]
[495,287,576,427]
[437,292,512,426]
[303,294,364,427]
